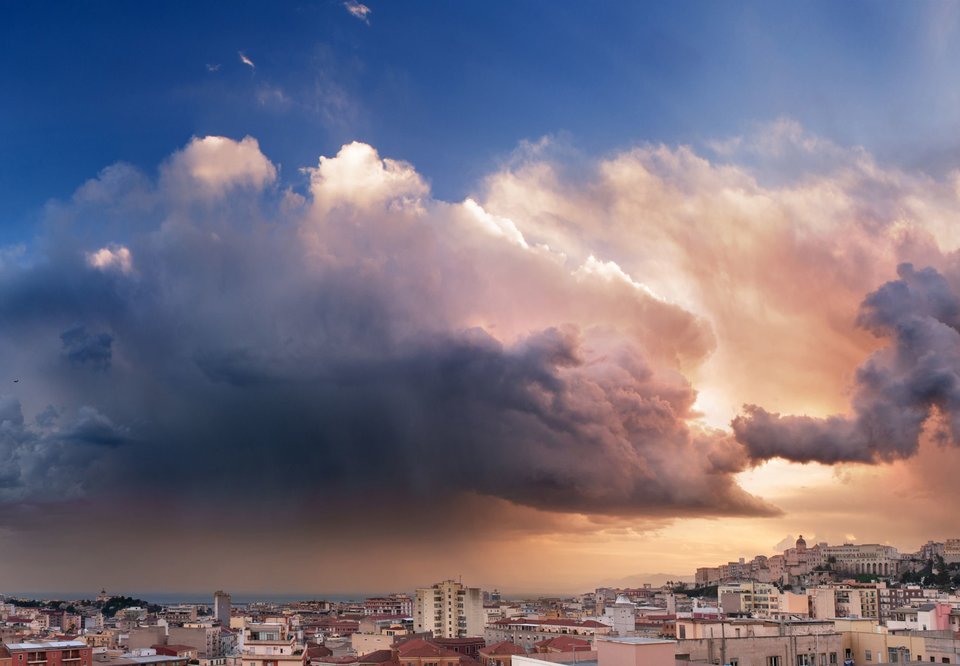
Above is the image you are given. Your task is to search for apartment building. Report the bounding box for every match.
[834,618,960,666]
[214,592,232,627]
[879,586,926,621]
[236,622,303,666]
[676,632,842,666]
[696,568,722,588]
[169,624,224,657]
[719,583,779,617]
[674,619,841,666]
[364,596,413,617]
[484,618,610,651]
[414,581,483,639]
[808,584,881,621]
[5,641,94,666]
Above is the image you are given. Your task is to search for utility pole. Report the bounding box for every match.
[720,619,726,666]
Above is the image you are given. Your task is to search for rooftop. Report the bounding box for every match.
[480,641,527,656]
[598,637,675,646]
[6,641,87,650]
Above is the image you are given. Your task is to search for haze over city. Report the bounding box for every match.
[3,1,960,599]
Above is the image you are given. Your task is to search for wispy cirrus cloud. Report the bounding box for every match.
[343,0,371,24]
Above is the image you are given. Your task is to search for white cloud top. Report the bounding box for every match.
[86,244,133,274]
[163,135,277,199]
[306,141,428,214]
[461,198,528,248]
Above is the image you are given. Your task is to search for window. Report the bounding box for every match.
[729,659,739,666]
[866,651,872,662]
[830,653,838,665]
[845,651,852,660]
[821,655,827,666]
[679,626,686,639]
[768,657,782,666]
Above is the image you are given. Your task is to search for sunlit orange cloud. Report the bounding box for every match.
[488,128,960,432]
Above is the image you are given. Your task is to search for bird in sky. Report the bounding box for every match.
[238,52,255,69]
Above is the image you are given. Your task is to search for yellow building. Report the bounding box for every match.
[833,619,957,665]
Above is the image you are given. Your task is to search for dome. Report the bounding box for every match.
[796,535,807,550]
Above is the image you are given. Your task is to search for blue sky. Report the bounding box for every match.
[4,1,960,244]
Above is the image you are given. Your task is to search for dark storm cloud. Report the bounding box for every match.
[173,325,773,516]
[61,325,113,369]
[59,406,130,447]
[0,395,127,501]
[0,136,776,522]
[734,263,960,464]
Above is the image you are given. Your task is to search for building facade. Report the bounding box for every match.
[414,581,483,639]
[214,592,232,627]
[5,641,94,666]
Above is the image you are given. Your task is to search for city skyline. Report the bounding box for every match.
[3,2,960,594]
[3,533,956,600]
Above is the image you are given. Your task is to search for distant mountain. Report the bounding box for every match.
[596,573,695,588]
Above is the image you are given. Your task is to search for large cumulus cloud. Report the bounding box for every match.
[0,136,776,523]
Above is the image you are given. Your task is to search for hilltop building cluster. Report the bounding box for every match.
[691,537,960,623]
[693,537,960,588]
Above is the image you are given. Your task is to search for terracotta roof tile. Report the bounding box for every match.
[479,642,526,656]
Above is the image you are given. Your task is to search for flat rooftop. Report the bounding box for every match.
[7,642,87,650]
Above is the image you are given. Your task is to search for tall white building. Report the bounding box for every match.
[604,595,636,635]
[214,590,232,627]
[414,580,484,638]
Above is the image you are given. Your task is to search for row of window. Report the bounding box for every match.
[765,652,838,666]
[862,650,950,664]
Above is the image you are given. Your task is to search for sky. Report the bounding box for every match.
[3,1,960,597]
